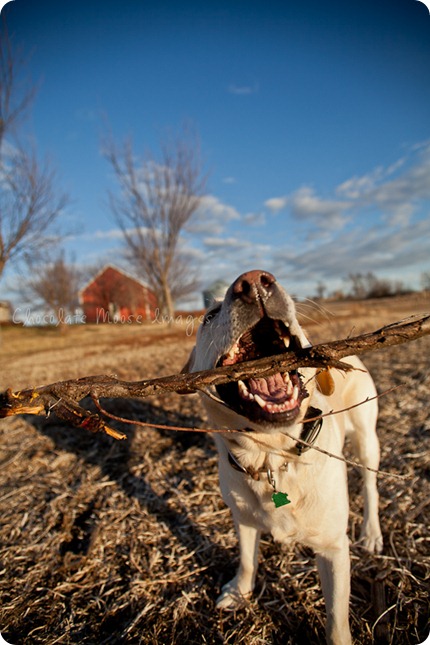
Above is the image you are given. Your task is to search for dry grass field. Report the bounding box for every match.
[0,293,429,644]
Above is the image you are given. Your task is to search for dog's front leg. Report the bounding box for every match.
[316,535,352,645]
[216,522,261,609]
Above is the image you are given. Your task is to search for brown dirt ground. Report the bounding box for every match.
[0,293,429,644]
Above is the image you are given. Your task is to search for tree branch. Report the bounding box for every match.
[1,313,429,440]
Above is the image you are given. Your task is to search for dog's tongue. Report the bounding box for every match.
[248,374,287,403]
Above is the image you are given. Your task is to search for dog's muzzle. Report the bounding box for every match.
[214,271,309,426]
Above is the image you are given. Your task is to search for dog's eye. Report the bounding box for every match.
[203,304,221,325]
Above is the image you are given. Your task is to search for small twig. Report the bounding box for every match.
[46,397,63,417]
[92,387,409,480]
[302,383,405,424]
[91,394,235,436]
[262,429,409,480]
[371,604,397,639]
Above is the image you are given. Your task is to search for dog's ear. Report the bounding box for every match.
[316,368,335,396]
[177,347,196,394]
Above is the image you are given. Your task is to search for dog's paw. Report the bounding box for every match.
[359,529,383,554]
[216,580,252,610]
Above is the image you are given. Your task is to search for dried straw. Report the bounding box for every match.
[0,317,428,644]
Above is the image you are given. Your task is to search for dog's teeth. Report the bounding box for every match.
[292,385,299,400]
[254,394,266,409]
[226,343,240,361]
[238,380,255,401]
[283,373,294,395]
[283,336,290,349]
[238,380,248,395]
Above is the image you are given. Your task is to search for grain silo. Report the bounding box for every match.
[202,279,229,307]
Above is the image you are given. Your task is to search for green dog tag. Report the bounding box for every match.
[272,491,291,508]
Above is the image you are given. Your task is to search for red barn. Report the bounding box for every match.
[80,265,158,324]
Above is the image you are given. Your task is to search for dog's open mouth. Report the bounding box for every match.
[216,317,308,424]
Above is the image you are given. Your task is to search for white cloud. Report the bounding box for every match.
[265,188,352,230]
[91,228,126,240]
[289,186,351,230]
[66,228,125,242]
[228,81,259,95]
[189,142,430,297]
[187,194,241,236]
[335,159,408,200]
[336,168,384,199]
[194,195,241,222]
[264,196,288,213]
[271,216,430,291]
[66,226,154,243]
[203,236,252,249]
[186,219,224,235]
[263,141,430,255]
[243,212,266,226]
[336,142,430,226]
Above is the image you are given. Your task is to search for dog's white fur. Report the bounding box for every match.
[184,271,382,645]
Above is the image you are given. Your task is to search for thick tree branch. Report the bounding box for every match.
[0,313,429,439]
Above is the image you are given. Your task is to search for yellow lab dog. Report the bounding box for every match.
[184,270,383,645]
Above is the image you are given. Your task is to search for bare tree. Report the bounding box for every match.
[421,272,430,291]
[345,273,367,299]
[0,18,69,281]
[345,272,410,300]
[103,127,207,318]
[0,17,35,150]
[315,281,327,300]
[24,252,81,328]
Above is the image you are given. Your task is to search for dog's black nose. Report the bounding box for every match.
[232,270,276,304]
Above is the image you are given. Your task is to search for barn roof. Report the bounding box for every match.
[79,264,153,298]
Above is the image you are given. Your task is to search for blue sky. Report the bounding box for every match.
[2,0,430,307]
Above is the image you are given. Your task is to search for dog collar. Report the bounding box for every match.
[227,406,324,478]
[295,406,323,455]
[227,452,291,507]
[227,451,289,481]
[227,407,323,509]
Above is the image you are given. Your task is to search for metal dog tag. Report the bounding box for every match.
[267,468,291,507]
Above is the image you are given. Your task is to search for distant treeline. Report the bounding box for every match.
[315,271,430,301]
